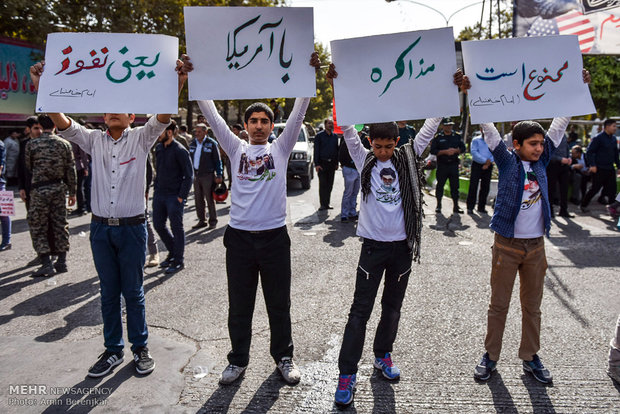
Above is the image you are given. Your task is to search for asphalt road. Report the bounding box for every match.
[0,171,619,413]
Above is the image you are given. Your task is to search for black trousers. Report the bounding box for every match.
[318,166,336,208]
[581,169,617,207]
[338,239,412,375]
[76,169,87,212]
[466,162,493,211]
[547,162,571,213]
[436,163,460,207]
[224,225,293,367]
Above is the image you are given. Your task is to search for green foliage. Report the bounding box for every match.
[302,42,332,124]
[456,0,512,41]
[583,55,620,118]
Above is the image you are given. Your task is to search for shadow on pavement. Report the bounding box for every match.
[544,266,590,328]
[322,217,358,248]
[521,373,556,414]
[197,382,242,414]
[485,372,518,413]
[241,369,288,413]
[370,370,396,414]
[40,362,134,413]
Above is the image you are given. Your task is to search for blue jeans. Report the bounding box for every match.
[152,194,185,263]
[341,166,360,219]
[90,221,148,353]
[0,183,11,246]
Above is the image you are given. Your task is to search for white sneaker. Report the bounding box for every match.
[145,253,159,268]
[219,364,247,385]
[277,357,300,384]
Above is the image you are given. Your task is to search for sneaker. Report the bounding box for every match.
[145,253,159,268]
[523,354,552,384]
[219,364,247,384]
[341,217,348,222]
[165,262,184,274]
[87,350,124,378]
[453,207,464,214]
[159,256,174,268]
[208,223,217,230]
[607,364,620,384]
[133,346,155,375]
[580,206,590,214]
[0,243,11,251]
[474,352,497,381]
[33,262,55,277]
[435,207,442,213]
[373,353,401,380]
[277,357,301,384]
[334,374,356,407]
[467,209,474,214]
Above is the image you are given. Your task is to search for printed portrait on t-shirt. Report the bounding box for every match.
[376,167,401,204]
[521,170,541,210]
[237,152,276,182]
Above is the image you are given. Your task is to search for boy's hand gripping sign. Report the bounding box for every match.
[184,7,316,100]
[330,27,460,125]
[36,33,179,114]
[461,35,595,124]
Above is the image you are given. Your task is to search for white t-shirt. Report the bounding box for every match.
[198,98,309,231]
[513,161,544,238]
[341,118,441,241]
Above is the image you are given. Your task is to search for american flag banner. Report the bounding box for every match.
[527,10,596,53]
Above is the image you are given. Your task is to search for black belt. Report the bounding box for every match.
[32,179,63,189]
[91,214,146,226]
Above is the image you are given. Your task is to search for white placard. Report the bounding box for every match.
[185,7,316,100]
[331,28,460,125]
[0,191,15,217]
[462,36,596,124]
[36,33,179,114]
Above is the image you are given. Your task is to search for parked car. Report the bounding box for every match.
[273,123,314,189]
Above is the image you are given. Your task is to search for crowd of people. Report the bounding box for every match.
[0,52,618,410]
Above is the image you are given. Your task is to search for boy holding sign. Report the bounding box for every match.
[326,63,463,407]
[29,56,192,378]
[459,70,591,384]
[188,52,320,385]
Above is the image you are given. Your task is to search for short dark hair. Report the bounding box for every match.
[603,119,616,128]
[179,125,188,132]
[244,102,274,124]
[37,114,55,130]
[324,118,333,125]
[368,122,398,141]
[512,121,545,145]
[26,116,39,128]
[165,120,177,132]
[232,123,243,131]
[572,145,583,154]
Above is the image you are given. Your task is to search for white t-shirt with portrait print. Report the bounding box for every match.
[513,160,544,239]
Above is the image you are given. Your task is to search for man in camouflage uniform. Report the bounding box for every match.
[26,114,76,276]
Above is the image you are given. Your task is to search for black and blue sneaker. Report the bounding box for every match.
[523,354,552,384]
[334,374,356,407]
[474,352,497,381]
[373,353,401,380]
[87,350,124,378]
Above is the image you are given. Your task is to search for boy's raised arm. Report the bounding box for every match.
[413,117,441,156]
[30,62,71,131]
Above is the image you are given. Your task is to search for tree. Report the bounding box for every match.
[456,0,513,41]
[582,55,620,119]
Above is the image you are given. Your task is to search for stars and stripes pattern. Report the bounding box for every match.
[527,10,596,53]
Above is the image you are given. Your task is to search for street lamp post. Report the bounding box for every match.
[385,0,485,27]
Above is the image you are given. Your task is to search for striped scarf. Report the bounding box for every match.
[360,144,425,262]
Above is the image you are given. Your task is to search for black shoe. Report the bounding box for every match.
[477,209,488,214]
[435,207,441,213]
[33,258,55,277]
[523,354,553,384]
[165,262,184,274]
[192,222,208,229]
[159,256,174,268]
[53,262,68,273]
[467,209,474,214]
[559,210,574,218]
[87,350,124,378]
[350,215,358,221]
[318,205,329,211]
[133,346,155,375]
[341,217,348,222]
[208,223,217,230]
[453,207,464,214]
[473,352,497,382]
[580,206,589,213]
[0,243,11,251]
